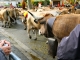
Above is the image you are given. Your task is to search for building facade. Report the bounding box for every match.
[50,0,66,6]
[0,0,22,7]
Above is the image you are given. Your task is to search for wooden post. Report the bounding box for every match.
[22,0,25,9]
[27,0,32,9]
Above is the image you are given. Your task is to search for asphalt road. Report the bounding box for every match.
[0,19,56,60]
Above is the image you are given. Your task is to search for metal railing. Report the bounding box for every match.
[9,52,21,60]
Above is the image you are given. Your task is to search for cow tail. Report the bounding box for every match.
[6,10,10,22]
[6,10,11,27]
[6,10,9,16]
[27,11,36,18]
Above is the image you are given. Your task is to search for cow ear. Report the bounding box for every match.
[40,21,46,24]
[38,17,44,20]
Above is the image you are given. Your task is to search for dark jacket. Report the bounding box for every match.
[0,48,7,60]
[57,24,80,60]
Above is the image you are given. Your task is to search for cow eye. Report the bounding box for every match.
[34,19,38,23]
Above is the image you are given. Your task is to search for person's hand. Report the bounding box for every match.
[0,40,11,55]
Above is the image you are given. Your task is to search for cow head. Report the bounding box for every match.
[37,13,54,37]
[59,7,77,15]
[68,6,76,13]
[28,11,54,37]
[59,10,70,15]
[39,22,47,37]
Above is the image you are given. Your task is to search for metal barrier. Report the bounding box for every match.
[9,52,21,60]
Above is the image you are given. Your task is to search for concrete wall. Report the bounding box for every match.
[51,0,62,6]
[50,0,66,6]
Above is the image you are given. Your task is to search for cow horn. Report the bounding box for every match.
[37,17,44,20]
[28,11,44,20]
[28,11,37,19]
[34,17,44,23]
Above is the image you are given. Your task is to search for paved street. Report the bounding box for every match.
[0,20,55,60]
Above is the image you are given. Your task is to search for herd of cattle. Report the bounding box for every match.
[1,6,80,58]
[0,7,20,28]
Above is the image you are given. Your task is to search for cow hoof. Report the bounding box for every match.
[46,41,48,44]
[33,31,35,34]
[24,28,26,30]
[2,25,4,27]
[29,36,32,39]
[9,26,11,28]
[34,38,37,40]
[4,26,6,28]
[15,22,17,24]
[53,56,55,58]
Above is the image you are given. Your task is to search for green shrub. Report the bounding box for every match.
[33,1,50,6]
[33,1,38,6]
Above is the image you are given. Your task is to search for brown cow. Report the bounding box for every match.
[7,8,19,24]
[60,7,80,14]
[75,9,80,14]
[34,14,80,58]
[0,9,10,28]
[25,11,54,40]
[58,7,80,15]
[59,9,70,15]
[36,14,80,42]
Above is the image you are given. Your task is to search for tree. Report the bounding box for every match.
[67,0,75,5]
[27,0,32,9]
[71,0,75,4]
[44,0,47,6]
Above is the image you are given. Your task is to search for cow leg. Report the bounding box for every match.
[2,17,6,28]
[14,17,17,23]
[34,29,37,40]
[24,23,27,30]
[14,17,17,24]
[24,27,27,30]
[8,22,11,28]
[22,18,27,30]
[32,29,35,34]
[8,16,11,28]
[10,17,16,24]
[3,21,6,28]
[13,18,16,24]
[1,20,4,27]
[1,20,3,27]
[13,10,17,24]
[27,28,32,39]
